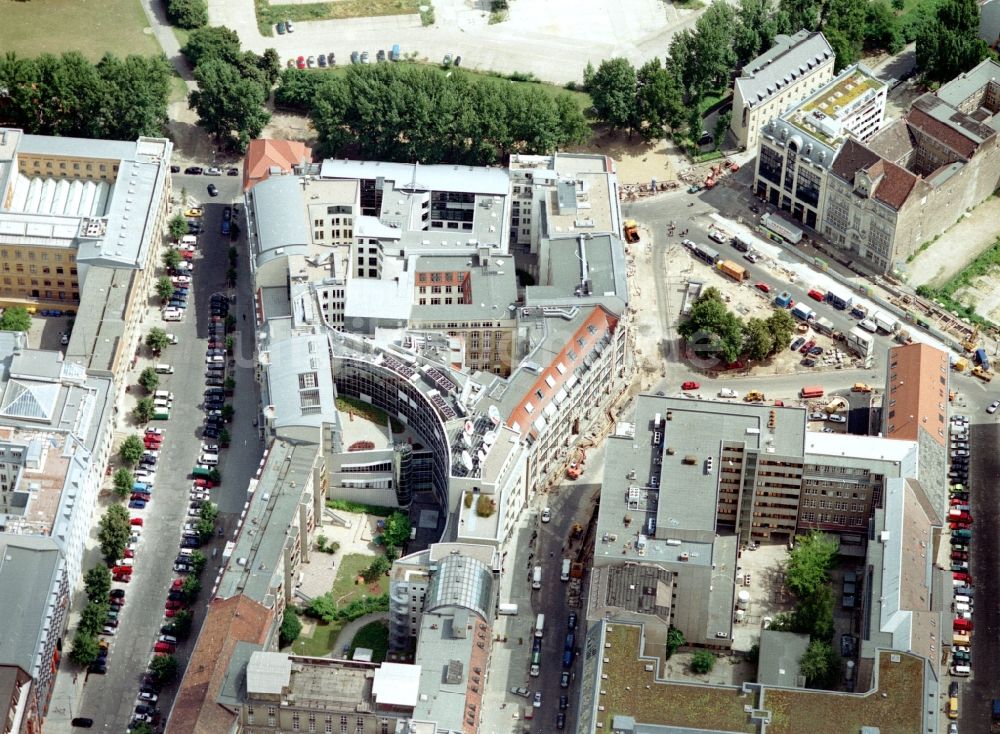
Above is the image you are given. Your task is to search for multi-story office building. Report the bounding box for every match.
[0,128,172,309]
[823,60,1000,272]
[730,30,836,151]
[754,64,886,229]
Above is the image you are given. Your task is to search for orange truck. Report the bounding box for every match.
[800,386,825,399]
[717,260,748,282]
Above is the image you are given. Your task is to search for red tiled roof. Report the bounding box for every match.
[884,342,949,447]
[871,159,917,210]
[167,596,273,734]
[506,306,619,437]
[243,139,312,191]
[906,107,979,160]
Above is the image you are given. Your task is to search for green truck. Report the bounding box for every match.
[192,466,212,479]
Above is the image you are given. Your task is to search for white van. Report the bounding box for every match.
[153,398,172,409]
[163,309,183,322]
[180,235,197,246]
[954,602,971,614]
[718,388,739,399]
[154,391,174,401]
[954,594,971,605]
[532,566,542,590]
[206,355,224,365]
[858,318,878,333]
[950,664,971,677]
[560,558,571,582]
[199,453,220,466]
[154,364,174,374]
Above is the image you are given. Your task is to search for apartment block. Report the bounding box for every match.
[0,128,172,309]
[754,64,886,229]
[823,60,1000,272]
[731,30,836,151]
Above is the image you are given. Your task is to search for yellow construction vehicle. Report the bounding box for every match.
[744,390,765,402]
[972,366,993,382]
[962,327,980,353]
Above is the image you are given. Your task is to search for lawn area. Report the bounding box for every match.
[764,651,924,734]
[600,624,756,732]
[336,396,404,433]
[332,553,390,606]
[350,620,390,662]
[255,0,420,35]
[289,619,343,657]
[0,0,161,60]
[169,74,190,106]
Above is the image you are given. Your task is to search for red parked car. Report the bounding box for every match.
[951,551,968,561]
[953,617,973,631]
[949,522,972,531]
[165,600,185,610]
[948,512,973,523]
[807,289,825,301]
[799,340,816,354]
[154,642,176,654]
[193,479,215,488]
[130,517,143,526]
[114,573,131,583]
[171,578,184,590]
[754,282,770,293]
[296,55,306,69]
[681,381,700,391]
[112,565,133,576]
[953,571,972,584]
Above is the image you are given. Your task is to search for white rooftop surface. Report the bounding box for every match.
[320,159,510,195]
[246,651,293,694]
[710,212,955,357]
[371,662,422,707]
[804,431,917,462]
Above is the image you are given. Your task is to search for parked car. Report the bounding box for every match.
[791,337,806,351]
[681,381,700,391]
[207,184,218,197]
[184,167,203,175]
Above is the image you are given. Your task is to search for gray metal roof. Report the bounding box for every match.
[757,629,810,687]
[409,254,518,323]
[936,59,1000,115]
[528,234,629,315]
[0,535,62,674]
[216,441,319,603]
[410,609,480,730]
[735,31,834,110]
[262,332,338,432]
[247,175,310,270]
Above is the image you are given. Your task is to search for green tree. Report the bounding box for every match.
[79,601,109,636]
[69,631,100,666]
[258,47,282,87]
[181,575,201,601]
[381,511,412,548]
[588,58,638,132]
[665,626,686,658]
[133,397,156,423]
[181,26,243,68]
[0,307,31,332]
[799,638,838,687]
[780,0,820,32]
[224,376,236,392]
[189,550,207,575]
[148,654,180,684]
[168,213,189,240]
[219,428,231,447]
[93,54,171,139]
[156,276,175,302]
[362,555,391,583]
[916,0,990,83]
[113,467,135,497]
[197,502,219,540]
[279,608,303,646]
[222,404,235,422]
[306,592,338,622]
[690,1,738,98]
[167,0,208,28]
[733,0,782,66]
[635,58,686,139]
[691,650,716,674]
[189,59,271,150]
[225,335,235,354]
[786,531,838,598]
[99,504,131,563]
[168,608,194,638]
[793,584,835,641]
[743,317,775,362]
[84,565,112,603]
[275,68,327,111]
[130,724,154,734]
[138,367,160,393]
[209,468,222,484]
[863,1,903,53]
[119,434,145,466]
[764,309,796,355]
[678,288,745,364]
[713,111,732,151]
[162,247,181,270]
[146,327,170,353]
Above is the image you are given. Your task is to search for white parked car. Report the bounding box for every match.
[541,507,551,523]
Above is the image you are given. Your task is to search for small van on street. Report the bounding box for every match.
[532,566,542,590]
[155,364,174,374]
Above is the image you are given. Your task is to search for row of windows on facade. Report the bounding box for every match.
[21,160,118,173]
[1,286,78,300]
[0,250,75,263]
[313,218,353,228]
[246,713,391,734]
[313,230,353,241]
[800,512,865,525]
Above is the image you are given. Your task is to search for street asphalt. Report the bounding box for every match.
[72,172,263,732]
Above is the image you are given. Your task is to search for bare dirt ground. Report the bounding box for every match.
[568,128,682,187]
[904,196,1000,289]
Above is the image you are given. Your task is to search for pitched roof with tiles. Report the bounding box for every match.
[167,595,273,734]
[243,139,312,191]
[883,342,949,447]
[830,138,917,210]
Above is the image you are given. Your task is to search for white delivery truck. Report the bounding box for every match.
[497,603,519,615]
[532,566,542,590]
[534,614,545,638]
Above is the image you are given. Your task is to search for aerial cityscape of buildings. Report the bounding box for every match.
[0,7,998,734]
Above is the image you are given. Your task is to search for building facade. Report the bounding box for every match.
[731,31,836,151]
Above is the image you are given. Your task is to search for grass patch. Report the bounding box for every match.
[327,499,396,517]
[489,9,508,23]
[336,395,404,433]
[0,0,161,60]
[289,619,342,656]
[350,620,390,662]
[763,651,924,734]
[255,0,422,35]
[915,236,1000,329]
[169,73,190,105]
[332,553,390,606]
[600,625,755,732]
